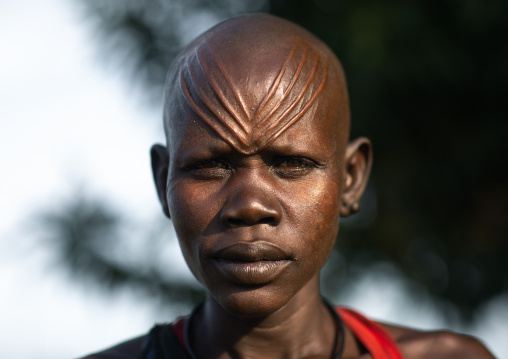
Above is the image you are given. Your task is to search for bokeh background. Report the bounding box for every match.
[1,0,506,357]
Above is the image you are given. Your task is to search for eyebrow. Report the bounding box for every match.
[178,40,328,155]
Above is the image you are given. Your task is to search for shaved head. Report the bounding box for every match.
[163,14,350,155]
[152,15,373,295]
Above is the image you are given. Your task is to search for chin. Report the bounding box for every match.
[211,285,292,319]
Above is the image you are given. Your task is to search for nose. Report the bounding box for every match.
[220,186,282,228]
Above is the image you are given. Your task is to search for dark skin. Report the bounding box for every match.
[82,14,495,359]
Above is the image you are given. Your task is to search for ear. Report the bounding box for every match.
[340,137,373,217]
[150,144,171,218]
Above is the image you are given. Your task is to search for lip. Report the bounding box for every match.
[210,242,293,285]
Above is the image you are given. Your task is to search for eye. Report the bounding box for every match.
[186,159,231,179]
[272,157,318,178]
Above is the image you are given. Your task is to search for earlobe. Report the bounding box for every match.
[340,137,373,217]
[150,144,171,218]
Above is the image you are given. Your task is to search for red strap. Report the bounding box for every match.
[171,317,188,349]
[337,307,404,359]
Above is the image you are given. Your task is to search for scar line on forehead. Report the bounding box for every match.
[179,41,328,154]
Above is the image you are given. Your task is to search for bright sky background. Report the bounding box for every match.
[0,0,175,357]
[0,1,506,358]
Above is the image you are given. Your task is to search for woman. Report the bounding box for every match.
[83,14,495,359]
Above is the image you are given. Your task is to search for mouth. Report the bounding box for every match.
[210,242,294,285]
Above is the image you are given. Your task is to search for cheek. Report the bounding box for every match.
[283,174,341,262]
[168,180,221,232]
[167,181,222,273]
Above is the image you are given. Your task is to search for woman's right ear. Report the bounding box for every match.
[150,144,171,218]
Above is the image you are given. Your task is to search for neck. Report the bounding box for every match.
[190,276,340,359]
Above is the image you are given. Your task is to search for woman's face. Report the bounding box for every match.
[165,106,345,318]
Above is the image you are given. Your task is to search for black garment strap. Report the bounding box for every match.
[137,324,192,359]
[322,297,346,359]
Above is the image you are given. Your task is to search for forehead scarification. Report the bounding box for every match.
[176,29,329,154]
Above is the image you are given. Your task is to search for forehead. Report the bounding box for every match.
[164,14,349,155]
[169,102,341,161]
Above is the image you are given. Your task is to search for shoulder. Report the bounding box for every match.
[380,323,496,359]
[78,335,147,359]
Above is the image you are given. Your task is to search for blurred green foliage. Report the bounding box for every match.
[39,194,203,304]
[46,0,507,322]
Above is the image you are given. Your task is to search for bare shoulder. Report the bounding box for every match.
[78,335,147,359]
[380,322,496,359]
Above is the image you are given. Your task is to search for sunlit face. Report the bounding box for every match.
[154,14,357,318]
[165,101,345,317]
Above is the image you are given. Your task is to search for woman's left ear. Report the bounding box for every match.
[340,137,373,217]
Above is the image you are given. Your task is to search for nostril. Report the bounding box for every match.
[228,218,244,226]
[227,216,276,227]
[257,217,275,225]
